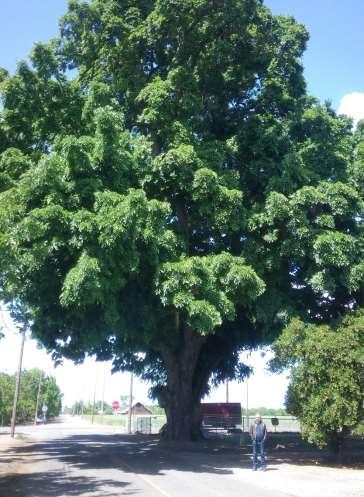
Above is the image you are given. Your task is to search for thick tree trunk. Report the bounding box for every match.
[161,383,203,441]
[159,325,205,441]
[327,430,346,460]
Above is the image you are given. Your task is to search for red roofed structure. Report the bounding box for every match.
[201,403,242,428]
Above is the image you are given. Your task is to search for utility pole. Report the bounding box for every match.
[244,351,251,432]
[91,380,97,424]
[225,380,229,403]
[127,373,134,434]
[100,364,106,421]
[34,372,43,425]
[10,327,26,438]
[246,377,249,432]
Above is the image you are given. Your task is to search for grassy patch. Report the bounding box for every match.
[15,433,29,441]
[82,415,128,427]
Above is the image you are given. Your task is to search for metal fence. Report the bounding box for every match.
[241,416,300,433]
[133,415,166,434]
[132,414,300,436]
[202,415,300,439]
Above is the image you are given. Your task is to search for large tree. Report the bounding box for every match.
[0,0,362,439]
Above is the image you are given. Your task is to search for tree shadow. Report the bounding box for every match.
[1,431,363,497]
[0,471,132,497]
[265,433,364,468]
[3,433,248,482]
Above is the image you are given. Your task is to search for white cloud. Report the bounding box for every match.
[337,92,364,126]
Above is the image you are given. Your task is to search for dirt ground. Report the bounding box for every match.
[0,434,28,479]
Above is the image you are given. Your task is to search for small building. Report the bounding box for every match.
[120,402,153,416]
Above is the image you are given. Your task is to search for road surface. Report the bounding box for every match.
[0,416,362,497]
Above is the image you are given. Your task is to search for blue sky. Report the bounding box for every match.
[269,0,364,108]
[1,0,364,108]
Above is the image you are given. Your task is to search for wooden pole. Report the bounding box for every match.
[101,364,106,421]
[246,377,249,431]
[10,328,26,438]
[127,373,134,434]
[91,381,96,424]
[225,380,229,403]
[34,372,43,425]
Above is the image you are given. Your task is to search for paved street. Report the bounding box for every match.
[0,417,363,497]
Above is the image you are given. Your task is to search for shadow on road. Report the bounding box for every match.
[4,432,364,469]
[1,432,363,496]
[0,471,131,497]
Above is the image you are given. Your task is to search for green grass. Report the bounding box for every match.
[81,414,166,433]
[15,433,29,440]
[82,415,127,427]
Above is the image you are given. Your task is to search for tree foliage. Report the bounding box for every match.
[0,0,363,439]
[270,311,364,452]
[245,407,287,416]
[0,369,63,425]
[70,399,113,415]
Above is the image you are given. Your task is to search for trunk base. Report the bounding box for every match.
[160,416,203,441]
[327,431,345,460]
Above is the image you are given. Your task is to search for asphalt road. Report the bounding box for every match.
[0,417,362,497]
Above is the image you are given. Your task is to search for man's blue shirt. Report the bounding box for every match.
[255,423,264,442]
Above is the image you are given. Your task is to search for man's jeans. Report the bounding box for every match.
[252,439,266,468]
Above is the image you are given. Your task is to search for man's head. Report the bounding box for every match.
[255,413,262,423]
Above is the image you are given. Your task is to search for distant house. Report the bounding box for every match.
[120,402,153,416]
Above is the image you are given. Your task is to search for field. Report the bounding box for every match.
[81,414,166,432]
[81,414,128,427]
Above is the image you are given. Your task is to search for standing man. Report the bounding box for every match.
[249,413,267,471]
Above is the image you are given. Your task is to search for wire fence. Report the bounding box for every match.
[202,415,300,441]
[132,414,300,435]
[134,415,166,434]
[79,413,300,436]
[240,416,300,433]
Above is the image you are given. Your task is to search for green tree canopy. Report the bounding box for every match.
[0,0,363,439]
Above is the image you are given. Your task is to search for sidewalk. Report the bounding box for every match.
[232,463,364,497]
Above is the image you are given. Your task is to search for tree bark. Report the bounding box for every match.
[161,385,203,441]
[159,325,205,441]
[327,429,346,461]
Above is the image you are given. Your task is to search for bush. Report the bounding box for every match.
[271,310,364,453]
